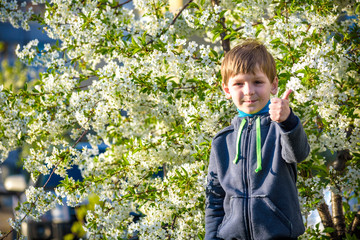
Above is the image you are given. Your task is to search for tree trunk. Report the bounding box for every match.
[350,210,360,237]
[333,150,352,171]
[330,149,353,239]
[331,192,346,239]
[317,202,338,239]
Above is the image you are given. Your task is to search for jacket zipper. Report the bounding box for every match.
[243,117,254,239]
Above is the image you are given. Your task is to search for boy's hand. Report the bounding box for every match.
[269,89,292,123]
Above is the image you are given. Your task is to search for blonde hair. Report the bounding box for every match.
[221,39,277,86]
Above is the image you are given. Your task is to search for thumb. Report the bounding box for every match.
[282,89,293,100]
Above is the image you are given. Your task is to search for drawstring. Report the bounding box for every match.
[233,117,262,173]
[233,118,246,164]
[255,117,262,173]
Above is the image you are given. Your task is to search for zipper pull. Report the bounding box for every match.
[248,117,255,127]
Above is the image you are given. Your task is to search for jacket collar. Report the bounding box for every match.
[231,113,272,130]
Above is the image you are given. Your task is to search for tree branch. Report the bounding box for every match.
[167,214,177,240]
[234,21,262,31]
[317,202,338,239]
[211,0,230,53]
[146,0,194,45]
[170,0,194,26]
[111,0,133,8]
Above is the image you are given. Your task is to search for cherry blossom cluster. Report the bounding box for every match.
[0,0,33,30]
[0,0,359,239]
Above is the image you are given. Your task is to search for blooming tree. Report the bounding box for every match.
[1,0,359,239]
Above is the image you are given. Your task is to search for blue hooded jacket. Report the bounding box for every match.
[205,112,310,240]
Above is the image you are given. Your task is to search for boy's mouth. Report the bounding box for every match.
[243,100,257,104]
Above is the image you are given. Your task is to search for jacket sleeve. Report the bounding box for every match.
[205,145,225,240]
[278,114,310,164]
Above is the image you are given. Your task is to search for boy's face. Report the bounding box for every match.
[222,67,278,114]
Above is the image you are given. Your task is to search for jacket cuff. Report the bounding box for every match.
[278,108,298,132]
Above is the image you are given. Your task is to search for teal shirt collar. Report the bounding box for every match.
[237,100,270,117]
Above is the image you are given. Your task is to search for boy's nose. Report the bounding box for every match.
[244,83,255,95]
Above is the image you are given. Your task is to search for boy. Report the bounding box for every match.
[205,39,310,240]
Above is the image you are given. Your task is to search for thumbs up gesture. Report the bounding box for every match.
[269,89,292,123]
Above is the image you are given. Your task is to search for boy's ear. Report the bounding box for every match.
[222,82,232,99]
[271,77,278,95]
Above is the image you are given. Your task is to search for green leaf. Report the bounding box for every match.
[175,169,182,178]
[181,167,189,179]
[188,2,199,9]
[356,3,360,15]
[141,31,147,46]
[212,31,221,42]
[324,227,335,233]
[219,10,226,18]
[131,36,139,48]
